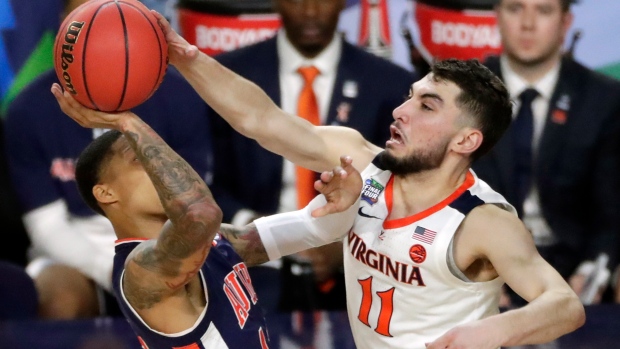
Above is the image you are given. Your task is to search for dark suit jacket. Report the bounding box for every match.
[209,36,416,222]
[473,56,620,275]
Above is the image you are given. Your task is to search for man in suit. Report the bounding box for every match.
[473,0,620,306]
[208,0,415,345]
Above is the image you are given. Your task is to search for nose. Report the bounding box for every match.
[520,7,536,30]
[300,0,319,17]
[392,101,408,122]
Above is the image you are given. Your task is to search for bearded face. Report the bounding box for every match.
[380,138,450,176]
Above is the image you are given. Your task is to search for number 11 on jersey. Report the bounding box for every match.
[357,276,395,337]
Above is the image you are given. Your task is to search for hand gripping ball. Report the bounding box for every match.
[54,0,168,112]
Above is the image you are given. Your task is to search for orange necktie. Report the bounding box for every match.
[296,66,321,209]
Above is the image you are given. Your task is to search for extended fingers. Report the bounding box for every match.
[51,84,85,125]
[339,155,353,168]
[151,10,170,34]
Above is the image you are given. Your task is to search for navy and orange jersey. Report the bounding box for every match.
[112,234,270,349]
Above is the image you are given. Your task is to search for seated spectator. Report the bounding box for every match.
[473,0,620,306]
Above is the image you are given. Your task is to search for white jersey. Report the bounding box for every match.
[344,156,516,349]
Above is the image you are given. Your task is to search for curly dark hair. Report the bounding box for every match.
[430,58,512,161]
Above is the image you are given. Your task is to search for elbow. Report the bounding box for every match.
[198,201,223,233]
[565,293,586,332]
[572,300,586,331]
[228,104,267,139]
[185,200,223,239]
[233,103,277,140]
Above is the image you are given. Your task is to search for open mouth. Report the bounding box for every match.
[388,125,404,145]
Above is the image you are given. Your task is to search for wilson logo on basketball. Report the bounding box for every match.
[409,244,427,264]
[59,21,85,95]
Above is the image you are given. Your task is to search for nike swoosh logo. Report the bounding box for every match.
[358,207,381,220]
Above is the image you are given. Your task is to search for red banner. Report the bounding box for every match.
[414,3,502,62]
[178,9,281,56]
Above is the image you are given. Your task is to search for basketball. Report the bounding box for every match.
[53,0,168,112]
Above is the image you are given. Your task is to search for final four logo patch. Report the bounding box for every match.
[361,178,385,205]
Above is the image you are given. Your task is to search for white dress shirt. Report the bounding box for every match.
[277,29,342,214]
[230,30,343,226]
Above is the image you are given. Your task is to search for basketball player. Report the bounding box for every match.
[50,83,363,348]
[153,12,585,348]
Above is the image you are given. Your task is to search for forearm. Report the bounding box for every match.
[174,54,332,171]
[120,116,219,227]
[254,194,359,260]
[173,53,276,140]
[218,223,269,267]
[483,290,584,346]
[220,193,359,266]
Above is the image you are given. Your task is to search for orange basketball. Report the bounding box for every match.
[53,0,168,112]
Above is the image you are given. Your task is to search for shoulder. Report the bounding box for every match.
[459,203,532,257]
[563,59,620,93]
[464,203,519,229]
[482,55,501,75]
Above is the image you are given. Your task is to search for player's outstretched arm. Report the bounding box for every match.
[426,206,585,349]
[219,156,362,266]
[51,84,222,307]
[152,11,377,172]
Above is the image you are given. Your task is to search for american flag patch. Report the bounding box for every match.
[412,226,437,245]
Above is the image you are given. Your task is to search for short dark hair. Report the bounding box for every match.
[430,58,512,161]
[75,130,123,216]
[560,0,578,12]
[496,0,577,12]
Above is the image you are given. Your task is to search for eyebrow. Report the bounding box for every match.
[120,144,132,154]
[420,92,444,105]
[117,140,134,157]
[410,82,445,105]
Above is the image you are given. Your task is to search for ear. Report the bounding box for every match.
[93,184,118,206]
[453,128,483,156]
[561,12,574,37]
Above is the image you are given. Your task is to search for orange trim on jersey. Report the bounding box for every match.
[385,176,395,216]
[173,343,200,349]
[114,237,148,245]
[382,171,475,230]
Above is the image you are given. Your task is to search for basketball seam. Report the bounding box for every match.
[111,1,131,112]
[122,0,167,103]
[82,2,108,111]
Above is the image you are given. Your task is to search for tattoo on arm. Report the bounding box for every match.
[219,223,269,266]
[120,120,222,300]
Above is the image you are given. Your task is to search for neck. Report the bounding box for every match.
[110,213,167,240]
[390,159,471,220]
[504,51,562,84]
